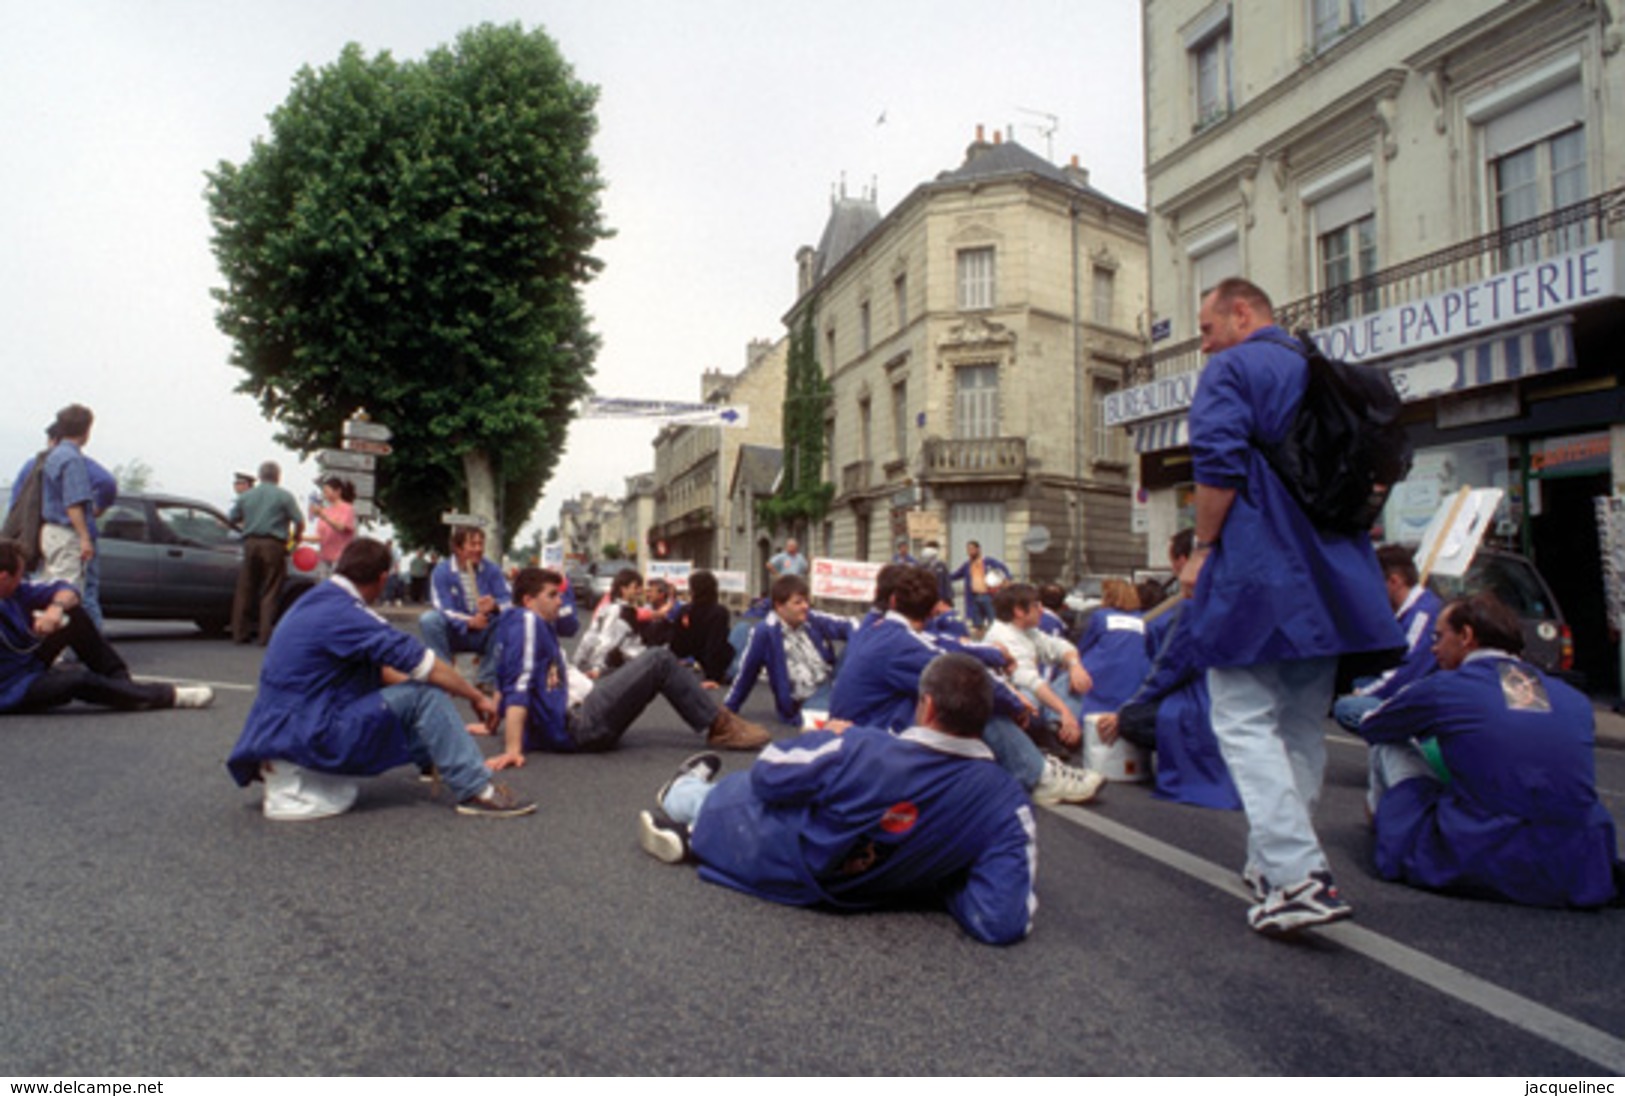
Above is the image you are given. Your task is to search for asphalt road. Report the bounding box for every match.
[2,624,1622,1076]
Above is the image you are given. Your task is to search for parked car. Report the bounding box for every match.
[96,491,315,635]
[1428,546,1575,680]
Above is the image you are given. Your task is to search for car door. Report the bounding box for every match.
[151,500,243,621]
[95,499,163,617]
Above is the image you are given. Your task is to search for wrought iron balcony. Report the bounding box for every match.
[919,437,1028,483]
[1130,185,1625,385]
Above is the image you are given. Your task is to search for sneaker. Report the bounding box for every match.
[706,706,772,751]
[1242,864,1269,902]
[455,783,537,818]
[656,751,723,810]
[1247,871,1353,936]
[638,808,692,864]
[1030,755,1106,806]
[173,685,215,709]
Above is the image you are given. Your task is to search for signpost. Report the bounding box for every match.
[320,415,392,527]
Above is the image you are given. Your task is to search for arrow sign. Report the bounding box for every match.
[343,438,392,456]
[441,512,489,528]
[317,449,376,473]
[581,397,749,428]
[342,419,392,442]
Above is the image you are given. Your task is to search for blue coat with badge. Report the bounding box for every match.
[1185,326,1401,668]
[226,578,432,784]
[1359,652,1619,907]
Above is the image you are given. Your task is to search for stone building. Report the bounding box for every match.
[1124,0,1625,688]
[648,337,788,570]
[783,130,1150,585]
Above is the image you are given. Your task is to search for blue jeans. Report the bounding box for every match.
[1366,740,1439,816]
[663,772,716,826]
[967,593,994,630]
[1207,658,1336,887]
[1333,693,1382,733]
[981,715,1045,791]
[418,610,499,686]
[379,682,490,801]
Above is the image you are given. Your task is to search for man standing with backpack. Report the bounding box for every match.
[1182,278,1401,937]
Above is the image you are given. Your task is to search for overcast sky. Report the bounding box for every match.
[0,0,1144,546]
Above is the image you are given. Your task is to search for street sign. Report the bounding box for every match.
[441,512,489,528]
[342,438,392,456]
[1022,524,1052,554]
[343,473,376,499]
[317,449,376,473]
[353,500,378,520]
[342,419,393,442]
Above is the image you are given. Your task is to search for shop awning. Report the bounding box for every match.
[1124,318,1575,454]
[1387,318,1574,402]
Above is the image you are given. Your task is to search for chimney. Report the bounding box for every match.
[993,129,1003,145]
[1065,154,1091,187]
[965,122,993,164]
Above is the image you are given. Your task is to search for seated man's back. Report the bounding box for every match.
[691,724,1035,943]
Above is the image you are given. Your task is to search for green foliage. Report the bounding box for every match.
[757,306,833,533]
[111,458,157,493]
[206,23,610,547]
[601,541,623,561]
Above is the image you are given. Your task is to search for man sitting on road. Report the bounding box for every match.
[420,525,509,691]
[1333,543,1443,733]
[1,538,213,714]
[638,652,1038,946]
[725,573,854,727]
[829,566,1104,806]
[227,538,534,820]
[1357,592,1620,907]
[484,568,770,767]
[983,582,1089,752]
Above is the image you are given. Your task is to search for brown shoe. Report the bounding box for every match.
[706,706,772,751]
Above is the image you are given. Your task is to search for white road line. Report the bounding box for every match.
[1050,805,1625,1075]
[142,676,257,692]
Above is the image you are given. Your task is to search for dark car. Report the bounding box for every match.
[1428,546,1575,680]
[97,491,315,634]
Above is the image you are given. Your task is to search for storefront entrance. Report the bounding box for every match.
[1530,468,1617,693]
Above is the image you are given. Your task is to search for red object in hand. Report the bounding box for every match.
[292,545,320,573]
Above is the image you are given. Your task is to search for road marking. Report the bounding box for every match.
[1050,805,1625,1075]
[143,676,257,692]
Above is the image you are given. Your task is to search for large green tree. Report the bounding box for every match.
[206,23,609,550]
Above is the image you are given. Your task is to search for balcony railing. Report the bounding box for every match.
[841,460,872,496]
[1131,186,1625,385]
[919,437,1028,482]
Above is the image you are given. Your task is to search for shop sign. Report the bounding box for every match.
[1529,432,1612,476]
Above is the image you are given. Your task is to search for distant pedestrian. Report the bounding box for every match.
[767,538,808,579]
[309,476,357,579]
[227,460,304,645]
[948,540,1010,630]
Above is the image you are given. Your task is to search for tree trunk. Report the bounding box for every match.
[462,449,502,559]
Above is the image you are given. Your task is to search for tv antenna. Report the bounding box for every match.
[1015,106,1059,161]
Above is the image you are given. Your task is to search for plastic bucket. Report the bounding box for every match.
[1083,713,1151,782]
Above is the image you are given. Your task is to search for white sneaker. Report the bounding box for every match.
[173,685,215,709]
[1031,755,1106,806]
[261,761,359,821]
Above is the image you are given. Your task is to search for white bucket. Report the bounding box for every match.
[1083,714,1151,783]
[262,761,360,821]
[801,709,831,732]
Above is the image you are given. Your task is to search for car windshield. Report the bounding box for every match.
[1432,556,1552,618]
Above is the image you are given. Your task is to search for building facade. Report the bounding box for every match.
[648,337,788,571]
[785,130,1150,587]
[1127,0,1625,688]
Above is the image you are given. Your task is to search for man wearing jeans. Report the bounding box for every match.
[226,538,534,820]
[1182,278,1401,936]
[484,568,771,768]
[638,653,1037,946]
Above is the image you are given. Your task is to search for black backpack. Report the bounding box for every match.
[1259,332,1412,535]
[1,449,49,571]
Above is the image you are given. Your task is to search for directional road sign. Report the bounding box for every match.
[318,449,376,473]
[342,419,393,442]
[441,512,489,528]
[342,438,393,456]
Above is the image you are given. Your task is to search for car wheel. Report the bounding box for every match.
[195,616,230,638]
